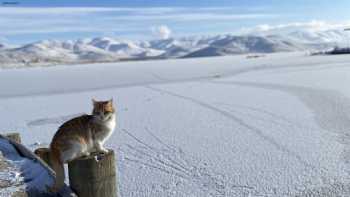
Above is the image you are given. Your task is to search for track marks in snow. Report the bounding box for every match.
[145,85,318,172]
[120,128,260,196]
[294,180,350,197]
[214,102,317,131]
[209,81,350,174]
[209,81,350,142]
[27,113,84,127]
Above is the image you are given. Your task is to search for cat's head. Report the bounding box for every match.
[92,98,115,121]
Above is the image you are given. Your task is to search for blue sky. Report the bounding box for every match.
[1,0,350,44]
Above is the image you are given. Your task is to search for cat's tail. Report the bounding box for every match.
[49,146,65,193]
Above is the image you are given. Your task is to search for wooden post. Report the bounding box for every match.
[68,150,117,197]
[4,133,21,144]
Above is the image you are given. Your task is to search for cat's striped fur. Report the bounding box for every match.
[49,99,116,192]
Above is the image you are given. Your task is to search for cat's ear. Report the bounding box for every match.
[108,98,114,104]
[92,98,97,105]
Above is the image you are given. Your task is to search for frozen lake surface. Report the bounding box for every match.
[1,52,350,196]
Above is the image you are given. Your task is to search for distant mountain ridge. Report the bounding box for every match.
[0,29,347,68]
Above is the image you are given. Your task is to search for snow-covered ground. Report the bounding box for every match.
[0,136,54,196]
[1,52,350,196]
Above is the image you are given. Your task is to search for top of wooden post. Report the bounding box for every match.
[4,132,21,144]
[68,150,117,197]
[68,150,116,181]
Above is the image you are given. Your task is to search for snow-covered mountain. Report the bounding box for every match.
[0,44,6,50]
[89,37,163,57]
[0,29,347,68]
[183,35,305,58]
[286,29,350,44]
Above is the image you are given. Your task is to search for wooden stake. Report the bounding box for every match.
[68,150,117,197]
[4,133,21,144]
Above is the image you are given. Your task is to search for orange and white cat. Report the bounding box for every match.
[49,99,116,191]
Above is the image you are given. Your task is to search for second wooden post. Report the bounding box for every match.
[68,150,117,197]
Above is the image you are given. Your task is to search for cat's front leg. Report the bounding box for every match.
[95,141,108,154]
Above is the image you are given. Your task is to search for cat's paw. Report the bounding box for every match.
[81,152,90,158]
[98,148,109,154]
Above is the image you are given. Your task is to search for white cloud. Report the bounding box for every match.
[105,13,276,21]
[0,6,274,37]
[0,7,179,15]
[152,25,172,39]
[239,20,350,35]
[0,6,270,15]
